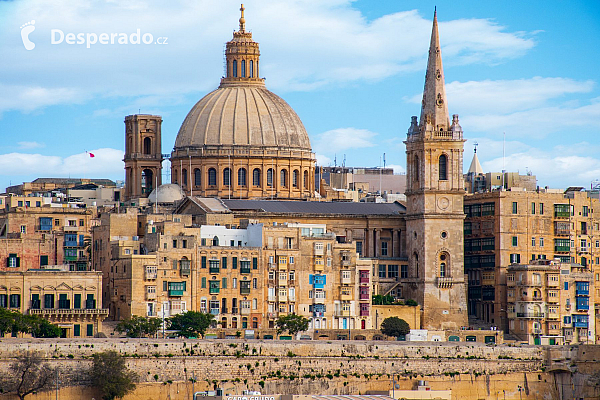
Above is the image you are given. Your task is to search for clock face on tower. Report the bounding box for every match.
[437,196,450,211]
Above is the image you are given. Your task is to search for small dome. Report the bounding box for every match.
[149,184,185,204]
[174,85,311,151]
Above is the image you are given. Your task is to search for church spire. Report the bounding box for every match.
[419,8,450,131]
[239,4,246,33]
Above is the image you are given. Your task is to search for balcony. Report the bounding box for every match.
[240,288,251,295]
[267,312,276,319]
[210,308,220,316]
[209,287,220,295]
[554,228,570,236]
[145,271,157,280]
[554,246,570,253]
[288,279,295,286]
[169,289,184,297]
[359,276,370,284]
[336,309,351,317]
[576,289,589,296]
[288,295,296,302]
[314,264,324,272]
[209,267,220,274]
[240,307,250,315]
[240,267,251,274]
[314,297,325,304]
[547,312,559,320]
[146,291,156,300]
[29,308,108,316]
[516,312,545,318]
[268,295,276,302]
[314,247,324,256]
[341,276,352,285]
[546,279,559,288]
[231,307,239,314]
[507,280,516,287]
[360,308,370,317]
[340,293,352,301]
[573,321,588,328]
[181,266,191,277]
[576,304,589,311]
[436,277,453,288]
[359,293,370,301]
[507,311,516,319]
[278,295,288,302]
[278,263,287,271]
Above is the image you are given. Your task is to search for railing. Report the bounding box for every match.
[209,287,220,294]
[29,308,108,315]
[145,271,157,280]
[576,289,589,296]
[240,288,251,295]
[210,308,220,316]
[516,312,544,318]
[359,277,369,284]
[231,308,239,314]
[268,295,276,302]
[573,322,588,328]
[335,310,351,317]
[359,293,370,301]
[436,277,453,288]
[240,267,251,274]
[360,309,370,317]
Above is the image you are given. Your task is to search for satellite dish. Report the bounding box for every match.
[394,384,400,389]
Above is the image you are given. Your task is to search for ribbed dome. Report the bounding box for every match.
[174,85,312,150]
[149,184,185,204]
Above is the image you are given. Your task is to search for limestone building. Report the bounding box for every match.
[507,260,595,345]
[464,188,600,332]
[169,6,316,200]
[402,11,468,330]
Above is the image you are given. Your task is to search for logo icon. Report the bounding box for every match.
[20,20,35,50]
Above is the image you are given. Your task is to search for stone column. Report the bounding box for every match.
[392,229,400,258]
[364,229,369,258]
[375,229,381,258]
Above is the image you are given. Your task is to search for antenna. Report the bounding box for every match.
[383,153,386,168]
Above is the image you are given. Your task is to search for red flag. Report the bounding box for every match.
[89,152,95,158]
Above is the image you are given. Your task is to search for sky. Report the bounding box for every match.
[0,0,599,191]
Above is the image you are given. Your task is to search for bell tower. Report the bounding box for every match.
[124,114,164,200]
[404,10,468,330]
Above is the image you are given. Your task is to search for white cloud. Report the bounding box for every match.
[315,153,332,167]
[17,141,44,149]
[0,0,537,112]
[314,127,377,154]
[0,148,124,176]
[385,164,406,174]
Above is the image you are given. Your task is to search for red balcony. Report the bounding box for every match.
[360,308,370,317]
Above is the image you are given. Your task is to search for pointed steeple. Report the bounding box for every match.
[468,151,483,175]
[419,8,450,131]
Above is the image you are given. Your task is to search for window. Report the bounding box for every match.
[387,265,399,279]
[510,253,521,264]
[293,170,299,188]
[378,265,386,278]
[400,265,408,278]
[232,257,238,269]
[583,206,589,217]
[208,168,217,186]
[223,168,231,186]
[87,324,94,337]
[267,168,274,187]
[381,241,388,256]
[512,202,518,214]
[540,203,544,215]
[10,294,20,308]
[438,154,447,180]
[182,169,187,186]
[252,168,261,186]
[532,237,536,247]
[280,169,287,187]
[20,225,26,234]
[249,60,254,77]
[356,241,362,256]
[439,262,446,277]
[289,256,294,264]
[531,202,535,214]
[540,237,544,247]
[304,170,309,189]
[564,282,569,290]
[7,254,19,268]
[252,278,257,289]
[241,59,246,77]
[253,257,258,269]
[237,168,247,186]
[209,259,220,274]
[233,60,238,77]
[233,278,238,288]
[512,236,518,247]
[201,277,206,289]
[194,169,201,186]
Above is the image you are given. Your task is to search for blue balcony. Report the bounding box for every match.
[573,321,588,328]
[210,308,220,315]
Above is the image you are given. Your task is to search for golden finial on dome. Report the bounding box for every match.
[239,4,246,33]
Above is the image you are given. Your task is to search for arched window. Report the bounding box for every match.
[238,168,247,186]
[143,137,151,154]
[241,60,246,77]
[208,168,217,186]
[267,168,274,187]
[304,170,309,189]
[413,155,419,182]
[252,316,258,329]
[141,169,153,195]
[293,170,299,188]
[253,168,261,187]
[280,169,287,187]
[439,253,449,277]
[223,168,231,186]
[212,236,219,246]
[194,168,201,186]
[182,169,187,187]
[249,60,254,77]
[221,317,227,329]
[233,60,238,77]
[242,317,248,329]
[439,154,448,180]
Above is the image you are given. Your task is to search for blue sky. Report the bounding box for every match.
[0,0,599,191]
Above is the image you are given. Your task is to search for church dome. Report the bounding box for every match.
[174,85,311,150]
[149,184,185,204]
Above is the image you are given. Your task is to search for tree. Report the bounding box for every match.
[0,309,59,338]
[380,317,410,339]
[115,316,161,338]
[27,316,61,338]
[275,314,309,337]
[168,311,214,338]
[90,351,137,400]
[405,299,418,306]
[1,351,55,400]
[372,294,394,305]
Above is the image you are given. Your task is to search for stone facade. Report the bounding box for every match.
[123,114,164,200]
[403,12,467,330]
[507,261,595,344]
[0,269,107,337]
[464,189,600,333]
